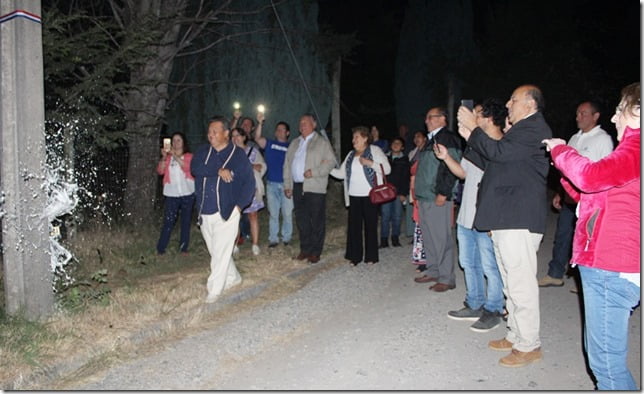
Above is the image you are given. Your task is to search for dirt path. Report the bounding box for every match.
[51,210,642,390]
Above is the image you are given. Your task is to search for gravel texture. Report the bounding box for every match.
[58,210,641,390]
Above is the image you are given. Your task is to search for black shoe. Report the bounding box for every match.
[283,241,290,246]
[469,309,502,333]
[379,238,389,248]
[268,242,278,248]
[391,236,401,247]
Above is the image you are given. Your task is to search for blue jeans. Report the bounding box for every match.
[380,197,403,239]
[157,194,195,253]
[547,202,577,278]
[579,265,640,390]
[457,224,504,313]
[266,181,293,243]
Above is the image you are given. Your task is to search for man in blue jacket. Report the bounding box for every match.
[191,116,255,303]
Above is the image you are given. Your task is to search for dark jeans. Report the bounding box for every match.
[157,194,195,253]
[380,197,403,239]
[547,202,577,279]
[346,196,379,263]
[293,183,326,257]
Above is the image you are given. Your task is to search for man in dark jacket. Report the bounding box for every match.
[191,116,255,303]
[457,84,552,368]
[413,107,462,292]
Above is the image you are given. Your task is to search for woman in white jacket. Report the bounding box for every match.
[331,126,391,265]
[232,127,266,256]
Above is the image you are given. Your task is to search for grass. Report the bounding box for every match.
[0,182,347,389]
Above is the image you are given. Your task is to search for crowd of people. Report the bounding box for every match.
[155,82,640,388]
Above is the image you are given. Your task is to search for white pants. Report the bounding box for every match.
[200,209,242,299]
[491,229,543,352]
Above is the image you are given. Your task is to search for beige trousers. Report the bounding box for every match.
[200,209,242,300]
[491,229,543,352]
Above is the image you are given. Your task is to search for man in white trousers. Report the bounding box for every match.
[191,116,256,303]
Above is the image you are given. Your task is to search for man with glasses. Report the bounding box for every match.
[413,107,462,292]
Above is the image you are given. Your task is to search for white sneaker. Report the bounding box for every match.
[233,245,240,255]
[252,244,260,255]
[205,294,219,303]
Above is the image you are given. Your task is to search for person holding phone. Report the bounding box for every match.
[156,132,195,255]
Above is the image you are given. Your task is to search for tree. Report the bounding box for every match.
[43,0,337,224]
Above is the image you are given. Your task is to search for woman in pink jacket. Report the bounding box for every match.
[543,82,640,390]
[156,132,195,255]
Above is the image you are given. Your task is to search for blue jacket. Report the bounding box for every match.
[191,142,255,221]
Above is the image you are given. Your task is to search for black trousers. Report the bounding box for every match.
[345,195,379,263]
[293,182,327,257]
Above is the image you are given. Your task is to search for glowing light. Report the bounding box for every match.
[257,104,265,113]
[233,102,240,110]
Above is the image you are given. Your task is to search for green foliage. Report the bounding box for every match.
[42,6,129,152]
[55,265,112,311]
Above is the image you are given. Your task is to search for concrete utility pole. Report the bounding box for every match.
[0,1,53,319]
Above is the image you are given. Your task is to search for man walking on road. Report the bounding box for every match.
[457,85,552,367]
[191,116,256,303]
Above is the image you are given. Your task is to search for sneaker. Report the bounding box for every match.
[488,338,514,352]
[283,241,290,246]
[233,245,240,255]
[499,348,542,368]
[268,242,278,248]
[252,244,260,255]
[470,309,502,332]
[447,303,483,321]
[205,294,219,304]
[379,238,389,248]
[538,275,564,287]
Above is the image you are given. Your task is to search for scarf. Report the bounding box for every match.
[346,145,376,187]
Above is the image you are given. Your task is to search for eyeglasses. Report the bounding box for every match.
[427,115,443,118]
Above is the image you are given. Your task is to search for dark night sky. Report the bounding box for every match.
[318,0,640,144]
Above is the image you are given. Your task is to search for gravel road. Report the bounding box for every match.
[62,210,641,390]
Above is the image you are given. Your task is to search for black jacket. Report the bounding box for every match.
[469,112,552,233]
[387,154,411,196]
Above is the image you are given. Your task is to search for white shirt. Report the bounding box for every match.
[347,157,373,197]
[163,156,195,197]
[291,133,314,183]
[567,125,613,162]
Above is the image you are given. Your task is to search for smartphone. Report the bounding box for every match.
[461,99,474,111]
[163,138,171,152]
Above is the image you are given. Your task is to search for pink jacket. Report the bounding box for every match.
[157,153,194,185]
[551,126,640,273]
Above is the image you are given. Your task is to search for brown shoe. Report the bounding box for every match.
[308,255,320,263]
[499,348,542,368]
[294,252,309,260]
[430,283,455,292]
[414,275,438,283]
[488,338,514,352]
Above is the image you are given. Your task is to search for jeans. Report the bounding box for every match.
[579,265,640,390]
[457,224,504,313]
[157,194,195,253]
[380,197,403,239]
[547,202,577,278]
[266,181,293,243]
